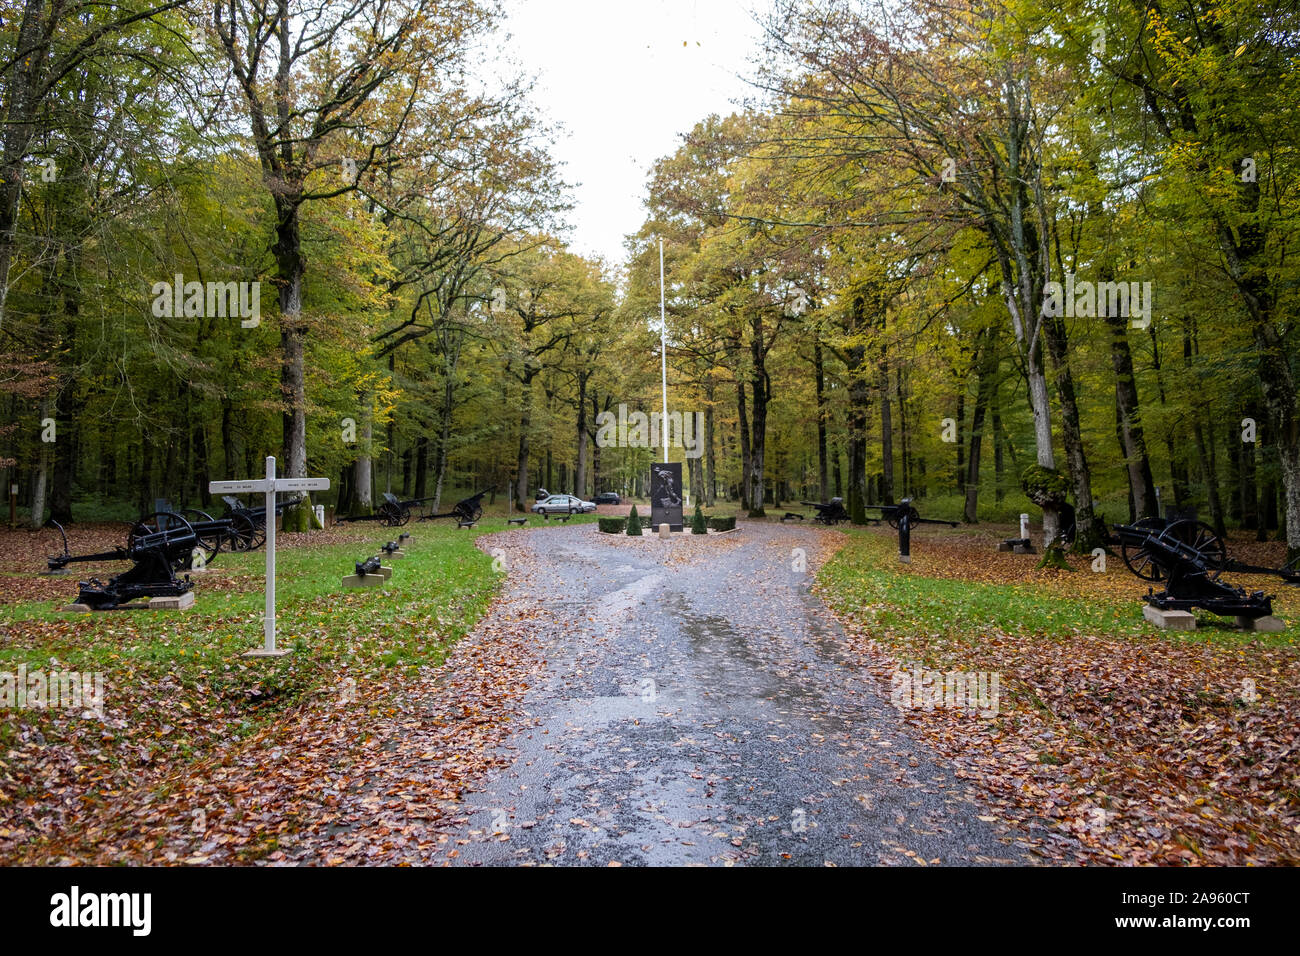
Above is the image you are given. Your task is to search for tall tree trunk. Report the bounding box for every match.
[963,333,996,524]
[575,372,588,498]
[274,198,311,529]
[515,373,535,509]
[1042,310,1102,550]
[704,382,716,506]
[1103,311,1158,518]
[746,312,769,518]
[846,344,870,524]
[879,358,894,504]
[737,379,751,512]
[353,393,373,515]
[814,338,829,503]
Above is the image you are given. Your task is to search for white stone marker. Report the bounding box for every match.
[210,456,329,658]
[1020,513,1031,541]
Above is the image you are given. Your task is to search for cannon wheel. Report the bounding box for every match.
[228,511,265,552]
[180,508,223,566]
[1164,519,1226,580]
[378,503,411,527]
[128,512,196,568]
[467,503,483,522]
[886,504,920,530]
[1122,518,1225,582]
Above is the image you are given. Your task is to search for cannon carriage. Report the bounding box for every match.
[45,512,210,609]
[1111,519,1300,621]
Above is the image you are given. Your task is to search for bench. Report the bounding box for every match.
[507,517,527,527]
[781,512,805,522]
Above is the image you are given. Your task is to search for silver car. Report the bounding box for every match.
[531,494,596,515]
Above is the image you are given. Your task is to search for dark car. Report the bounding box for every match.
[593,492,621,506]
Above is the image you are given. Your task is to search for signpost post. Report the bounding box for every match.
[210,457,329,658]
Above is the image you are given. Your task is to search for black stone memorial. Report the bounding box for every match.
[650,462,684,532]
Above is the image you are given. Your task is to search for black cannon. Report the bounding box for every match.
[1111,520,1299,620]
[67,515,201,609]
[380,540,402,556]
[47,511,232,574]
[220,494,303,550]
[355,555,382,577]
[417,489,488,524]
[866,503,960,530]
[338,492,436,527]
[800,497,850,525]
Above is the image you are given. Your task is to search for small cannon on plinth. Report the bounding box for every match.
[58,514,203,609]
[1111,519,1298,626]
[343,553,388,590]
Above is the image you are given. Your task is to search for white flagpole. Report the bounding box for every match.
[264,456,276,653]
[659,238,668,453]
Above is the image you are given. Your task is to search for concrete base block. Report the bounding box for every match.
[387,550,406,559]
[1013,544,1037,555]
[342,574,385,589]
[1237,615,1285,632]
[898,554,912,564]
[149,591,195,611]
[1143,604,1197,630]
[997,542,1014,552]
[243,648,291,659]
[658,524,671,539]
[378,565,393,580]
[60,603,93,613]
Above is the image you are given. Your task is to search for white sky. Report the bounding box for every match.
[497,0,768,269]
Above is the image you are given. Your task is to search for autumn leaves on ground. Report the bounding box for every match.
[2,519,1298,865]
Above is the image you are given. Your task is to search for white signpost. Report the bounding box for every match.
[210,457,329,658]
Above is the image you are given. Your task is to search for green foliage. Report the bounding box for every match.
[708,515,736,532]
[627,505,643,536]
[598,517,626,534]
[691,502,707,534]
[1020,465,1069,505]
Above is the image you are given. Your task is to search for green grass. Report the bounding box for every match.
[0,522,518,757]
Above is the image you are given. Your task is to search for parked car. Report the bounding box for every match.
[593,492,621,505]
[531,494,597,515]
[534,488,549,501]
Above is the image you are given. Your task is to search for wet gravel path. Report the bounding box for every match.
[446,521,1033,866]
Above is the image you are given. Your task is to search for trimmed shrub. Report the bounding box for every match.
[598,517,626,534]
[691,502,707,534]
[627,505,643,536]
[709,515,736,532]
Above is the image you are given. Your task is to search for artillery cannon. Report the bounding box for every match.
[53,513,203,609]
[354,555,382,577]
[800,497,850,525]
[220,494,303,550]
[866,503,959,530]
[417,489,488,524]
[48,511,233,574]
[1111,519,1299,621]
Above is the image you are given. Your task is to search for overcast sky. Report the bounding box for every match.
[497,0,768,269]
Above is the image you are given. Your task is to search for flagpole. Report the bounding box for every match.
[659,238,668,453]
